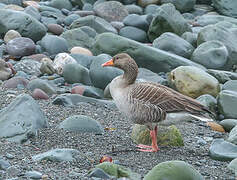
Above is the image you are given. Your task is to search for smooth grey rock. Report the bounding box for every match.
[196,94,217,113]
[59,115,103,134]
[144,160,204,180]
[153,32,194,59]
[222,80,237,92]
[25,171,42,179]
[0,94,48,142]
[89,168,112,179]
[0,0,22,6]
[70,54,95,69]
[24,6,41,21]
[209,138,237,161]
[119,26,148,43]
[48,0,72,10]
[197,22,237,69]
[191,40,228,69]
[144,4,160,15]
[82,85,104,99]
[6,37,36,57]
[40,35,69,56]
[70,15,117,34]
[63,63,91,85]
[4,29,21,44]
[220,119,237,132]
[228,125,237,145]
[181,32,198,48]
[0,9,46,42]
[0,158,10,170]
[217,90,237,119]
[160,0,196,13]
[52,94,115,108]
[93,1,128,22]
[228,158,237,176]
[125,4,143,15]
[32,148,80,162]
[212,0,237,18]
[89,54,122,89]
[195,15,237,27]
[92,33,204,73]
[14,59,41,77]
[63,14,80,26]
[27,79,56,95]
[207,69,237,84]
[61,27,96,50]
[123,14,150,31]
[148,3,192,41]
[137,68,165,84]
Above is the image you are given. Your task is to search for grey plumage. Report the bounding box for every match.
[107,53,214,129]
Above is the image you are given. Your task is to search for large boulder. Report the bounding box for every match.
[0,94,48,143]
[153,32,194,59]
[148,3,192,41]
[0,9,46,42]
[191,40,228,70]
[144,160,204,180]
[217,90,237,119]
[169,66,220,98]
[197,22,237,70]
[92,33,204,73]
[212,0,237,18]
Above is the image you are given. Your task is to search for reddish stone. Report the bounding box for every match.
[3,77,29,88]
[24,54,48,62]
[47,24,64,35]
[32,88,49,100]
[71,86,85,95]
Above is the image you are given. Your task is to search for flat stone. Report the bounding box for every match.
[58,115,104,134]
[0,94,48,143]
[25,171,42,179]
[27,78,56,95]
[32,148,80,162]
[212,0,237,18]
[209,139,237,161]
[222,80,237,92]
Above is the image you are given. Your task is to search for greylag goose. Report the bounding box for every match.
[102,53,214,152]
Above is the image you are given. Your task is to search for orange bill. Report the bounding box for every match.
[102,59,114,67]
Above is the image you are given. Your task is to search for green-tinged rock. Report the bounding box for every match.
[228,158,237,176]
[131,124,184,147]
[95,162,141,180]
[217,90,237,119]
[60,27,96,50]
[144,160,204,180]
[0,9,46,42]
[92,32,204,73]
[148,3,191,41]
[169,66,220,98]
[63,63,92,85]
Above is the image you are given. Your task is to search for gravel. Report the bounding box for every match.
[0,89,235,179]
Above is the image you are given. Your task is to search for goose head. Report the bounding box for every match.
[102,53,138,84]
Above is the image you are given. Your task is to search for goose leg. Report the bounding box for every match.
[137,126,160,152]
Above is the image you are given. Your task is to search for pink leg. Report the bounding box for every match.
[136,126,160,152]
